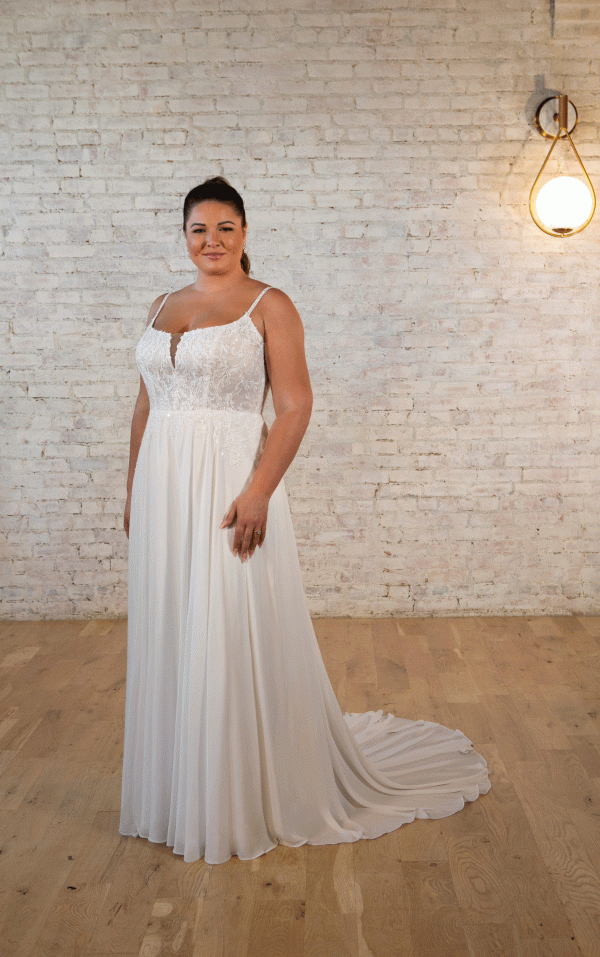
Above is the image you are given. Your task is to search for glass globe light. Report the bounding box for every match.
[529,94,596,237]
[535,175,595,235]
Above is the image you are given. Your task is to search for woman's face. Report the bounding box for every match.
[184,200,247,277]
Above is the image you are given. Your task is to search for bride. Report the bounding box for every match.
[119,175,491,865]
[123,178,312,561]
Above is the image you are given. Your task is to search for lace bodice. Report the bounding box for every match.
[135,286,272,414]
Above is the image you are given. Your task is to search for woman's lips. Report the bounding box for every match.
[205,253,224,259]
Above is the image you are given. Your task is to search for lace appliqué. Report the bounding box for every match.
[135,313,269,415]
[135,311,271,467]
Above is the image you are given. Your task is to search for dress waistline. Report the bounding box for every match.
[148,408,264,420]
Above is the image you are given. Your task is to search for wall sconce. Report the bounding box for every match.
[529,93,595,237]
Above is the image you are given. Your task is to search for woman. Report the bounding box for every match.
[119,176,490,865]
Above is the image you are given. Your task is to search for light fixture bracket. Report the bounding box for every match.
[534,95,578,140]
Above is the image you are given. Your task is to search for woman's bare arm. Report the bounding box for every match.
[124,296,166,535]
[219,287,313,561]
[125,375,150,499]
[248,288,313,498]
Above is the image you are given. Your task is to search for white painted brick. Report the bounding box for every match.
[2,0,600,619]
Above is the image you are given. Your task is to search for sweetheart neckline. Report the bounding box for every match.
[148,310,264,344]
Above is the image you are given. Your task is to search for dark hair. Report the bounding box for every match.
[182,176,250,275]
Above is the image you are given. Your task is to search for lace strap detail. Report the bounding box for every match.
[247,286,273,317]
[150,292,171,328]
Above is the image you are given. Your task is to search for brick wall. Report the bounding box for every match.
[2,0,600,619]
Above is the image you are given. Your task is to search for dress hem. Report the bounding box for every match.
[118,773,491,865]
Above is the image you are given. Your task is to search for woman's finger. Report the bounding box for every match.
[240,524,257,562]
[233,521,250,559]
[220,501,236,528]
[247,525,266,559]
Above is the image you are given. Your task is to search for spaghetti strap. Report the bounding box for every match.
[150,292,171,328]
[247,286,273,317]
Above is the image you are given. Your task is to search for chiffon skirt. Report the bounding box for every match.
[119,408,491,865]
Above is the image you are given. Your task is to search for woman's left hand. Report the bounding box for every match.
[220,488,270,562]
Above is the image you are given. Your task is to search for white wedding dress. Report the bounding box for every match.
[119,286,491,865]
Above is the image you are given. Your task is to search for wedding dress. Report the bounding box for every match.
[119,286,491,865]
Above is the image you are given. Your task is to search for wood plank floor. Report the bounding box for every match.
[0,615,599,957]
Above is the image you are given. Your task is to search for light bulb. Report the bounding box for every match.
[535,175,595,234]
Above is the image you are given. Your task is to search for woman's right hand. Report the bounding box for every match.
[124,494,131,538]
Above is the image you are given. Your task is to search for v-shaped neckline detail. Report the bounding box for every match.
[147,286,271,369]
[148,311,264,369]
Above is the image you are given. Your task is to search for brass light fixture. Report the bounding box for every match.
[529,93,596,237]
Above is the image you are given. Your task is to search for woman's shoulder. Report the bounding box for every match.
[254,285,303,337]
[257,284,295,310]
[243,279,287,303]
[143,292,169,325]
[144,291,174,327]
[250,284,300,324]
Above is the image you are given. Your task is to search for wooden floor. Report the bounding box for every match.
[0,615,599,957]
